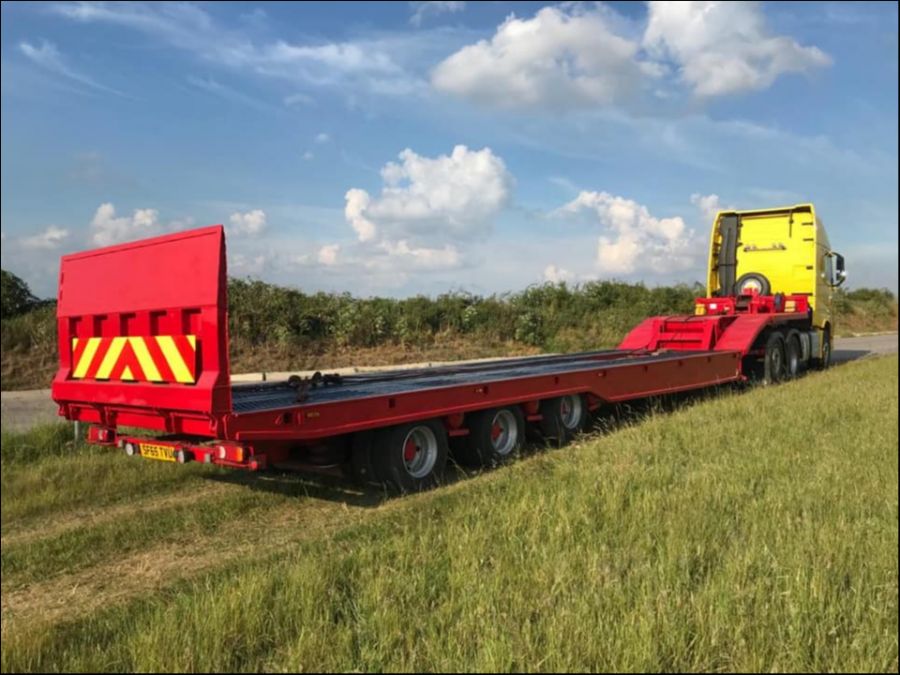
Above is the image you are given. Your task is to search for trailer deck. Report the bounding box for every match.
[230,349,719,413]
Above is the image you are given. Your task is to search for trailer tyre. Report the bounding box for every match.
[539,394,588,446]
[762,332,787,385]
[785,331,802,379]
[375,420,448,493]
[343,431,378,486]
[456,407,525,467]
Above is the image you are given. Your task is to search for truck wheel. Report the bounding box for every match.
[762,332,786,385]
[814,327,832,370]
[785,332,802,379]
[456,407,525,467]
[539,394,588,446]
[374,420,448,493]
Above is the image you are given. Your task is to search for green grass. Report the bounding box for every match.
[1,356,897,672]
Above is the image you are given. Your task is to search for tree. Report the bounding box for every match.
[1,269,38,319]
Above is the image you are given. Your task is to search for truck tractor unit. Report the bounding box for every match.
[51,203,846,492]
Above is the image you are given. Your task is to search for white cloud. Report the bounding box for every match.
[20,226,70,250]
[344,188,378,242]
[19,39,124,96]
[644,1,831,97]
[303,150,314,160]
[228,209,267,237]
[376,240,460,269]
[543,264,574,283]
[431,6,647,109]
[90,203,160,246]
[314,132,330,144]
[284,92,315,107]
[53,2,425,97]
[317,243,340,265]
[346,145,512,244]
[690,193,722,224]
[410,1,466,27]
[559,191,701,276]
[343,145,511,271]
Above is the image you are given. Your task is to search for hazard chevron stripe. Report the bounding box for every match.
[70,336,197,383]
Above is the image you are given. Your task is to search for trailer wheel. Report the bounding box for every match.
[343,431,378,486]
[762,332,787,385]
[785,332,802,379]
[539,394,588,446]
[456,407,525,467]
[375,420,448,493]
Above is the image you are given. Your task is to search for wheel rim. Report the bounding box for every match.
[402,426,438,479]
[788,343,799,375]
[489,409,518,456]
[771,347,783,378]
[559,395,583,430]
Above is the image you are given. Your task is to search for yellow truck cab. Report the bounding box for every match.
[704,203,846,368]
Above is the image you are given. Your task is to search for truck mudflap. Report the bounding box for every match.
[51,226,231,435]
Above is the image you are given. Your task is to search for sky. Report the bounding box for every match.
[1,1,897,299]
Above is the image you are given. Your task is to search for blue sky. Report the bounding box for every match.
[1,1,897,298]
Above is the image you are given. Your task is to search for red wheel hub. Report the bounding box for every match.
[491,422,503,441]
[404,439,418,462]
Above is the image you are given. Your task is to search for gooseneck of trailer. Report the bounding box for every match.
[51,204,843,491]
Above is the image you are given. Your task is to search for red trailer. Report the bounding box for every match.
[50,223,825,492]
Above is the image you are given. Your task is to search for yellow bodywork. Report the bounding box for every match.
[704,203,840,355]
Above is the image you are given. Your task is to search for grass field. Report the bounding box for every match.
[1,355,897,672]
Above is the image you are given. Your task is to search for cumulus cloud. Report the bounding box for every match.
[431,5,647,109]
[317,243,340,265]
[20,226,70,250]
[228,209,267,236]
[343,145,511,270]
[543,264,574,284]
[377,240,460,270]
[410,1,466,27]
[314,132,330,144]
[559,191,701,276]
[344,188,378,242]
[90,203,160,246]
[690,193,722,224]
[346,145,512,242]
[644,1,832,97]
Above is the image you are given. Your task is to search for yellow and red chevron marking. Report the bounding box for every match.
[70,336,198,384]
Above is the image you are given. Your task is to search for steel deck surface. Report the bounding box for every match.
[230,349,706,414]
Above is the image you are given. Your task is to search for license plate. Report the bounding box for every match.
[140,443,175,462]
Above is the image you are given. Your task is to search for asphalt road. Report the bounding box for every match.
[2,333,896,434]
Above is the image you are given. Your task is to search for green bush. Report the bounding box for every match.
[2,266,896,391]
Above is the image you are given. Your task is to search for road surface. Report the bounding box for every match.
[2,333,896,434]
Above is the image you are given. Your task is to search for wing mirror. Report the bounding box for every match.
[832,252,847,287]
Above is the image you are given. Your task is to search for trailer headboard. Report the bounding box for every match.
[51,226,231,425]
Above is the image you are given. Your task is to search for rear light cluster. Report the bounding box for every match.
[215,444,246,463]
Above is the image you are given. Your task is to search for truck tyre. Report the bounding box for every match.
[456,406,525,467]
[734,272,771,297]
[762,332,786,385]
[785,331,802,379]
[814,327,832,370]
[539,394,588,446]
[374,420,448,493]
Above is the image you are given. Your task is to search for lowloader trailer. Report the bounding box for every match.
[51,203,846,492]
